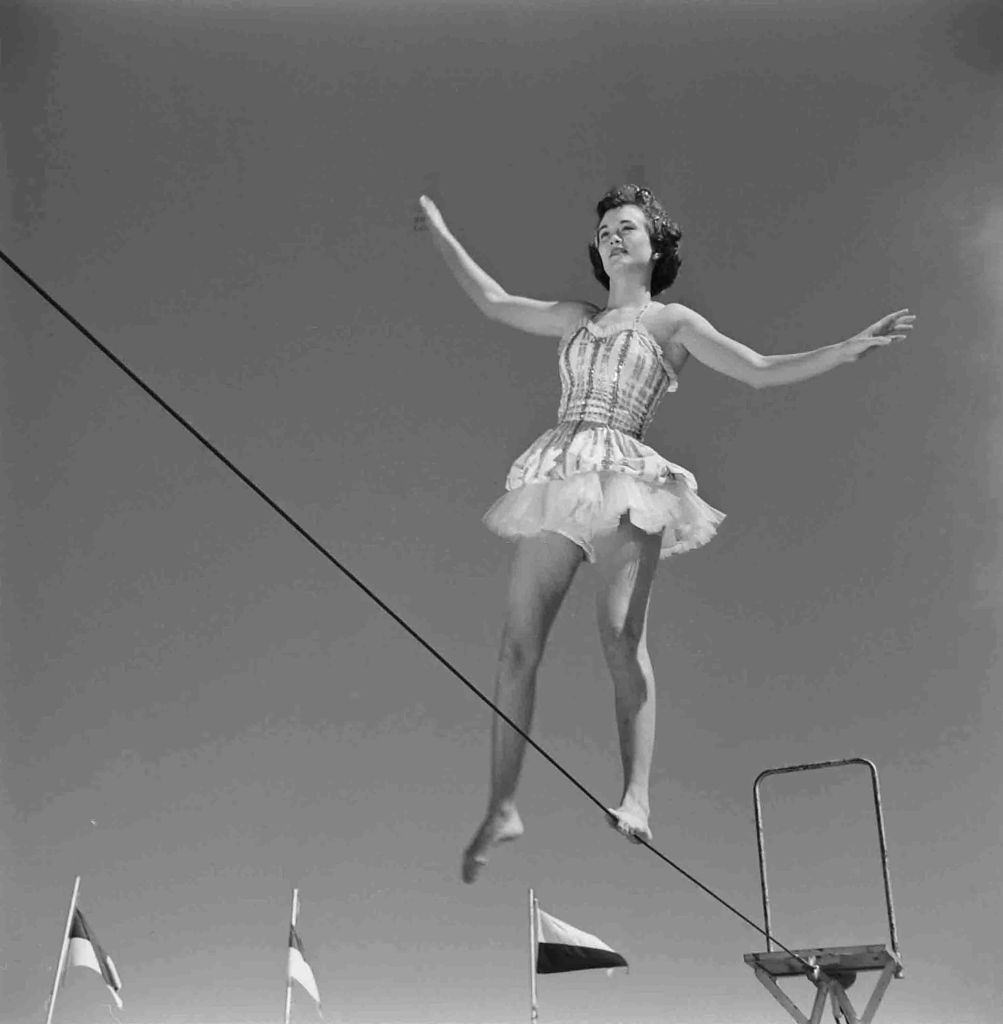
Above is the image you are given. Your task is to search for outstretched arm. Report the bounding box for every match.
[417,195,590,338]
[666,304,916,388]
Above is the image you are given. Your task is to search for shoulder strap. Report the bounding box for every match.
[632,301,653,328]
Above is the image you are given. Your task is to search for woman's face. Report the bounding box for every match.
[595,204,655,275]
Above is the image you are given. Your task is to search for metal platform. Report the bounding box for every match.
[745,944,900,1024]
[743,759,903,1024]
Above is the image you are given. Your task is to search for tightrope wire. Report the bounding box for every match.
[1,246,814,973]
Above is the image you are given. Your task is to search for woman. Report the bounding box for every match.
[417,186,914,883]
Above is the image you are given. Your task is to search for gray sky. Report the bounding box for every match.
[2,0,1001,1022]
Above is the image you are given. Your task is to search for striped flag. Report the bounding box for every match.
[66,908,124,1008]
[288,923,321,1005]
[535,904,628,975]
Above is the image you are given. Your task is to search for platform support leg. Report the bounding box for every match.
[831,984,858,1024]
[858,960,897,1024]
[831,991,848,1024]
[807,978,830,1024]
[753,966,811,1024]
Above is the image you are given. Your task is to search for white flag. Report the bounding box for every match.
[288,923,321,1005]
[67,908,124,1008]
[535,904,628,975]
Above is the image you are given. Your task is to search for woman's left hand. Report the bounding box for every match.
[843,308,917,360]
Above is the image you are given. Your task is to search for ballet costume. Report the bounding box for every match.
[484,302,725,562]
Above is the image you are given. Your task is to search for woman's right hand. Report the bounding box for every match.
[841,308,916,361]
[415,194,447,235]
[412,193,585,336]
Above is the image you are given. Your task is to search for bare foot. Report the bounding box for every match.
[461,804,524,883]
[607,799,652,843]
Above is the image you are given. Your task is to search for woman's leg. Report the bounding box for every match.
[462,530,584,883]
[593,519,663,842]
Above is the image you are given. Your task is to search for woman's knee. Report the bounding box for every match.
[498,624,545,675]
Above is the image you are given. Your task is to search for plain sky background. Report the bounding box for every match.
[2,0,1002,1022]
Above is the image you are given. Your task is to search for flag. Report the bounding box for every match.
[535,905,628,974]
[67,908,124,1008]
[288,923,321,1005]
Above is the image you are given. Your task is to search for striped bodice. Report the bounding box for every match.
[556,307,678,440]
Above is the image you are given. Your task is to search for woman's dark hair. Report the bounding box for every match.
[588,184,682,295]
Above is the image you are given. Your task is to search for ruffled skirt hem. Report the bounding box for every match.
[483,470,725,560]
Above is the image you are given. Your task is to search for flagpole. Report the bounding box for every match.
[44,875,80,1024]
[284,888,298,1024]
[528,889,538,1024]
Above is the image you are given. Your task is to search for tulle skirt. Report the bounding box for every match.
[483,422,725,561]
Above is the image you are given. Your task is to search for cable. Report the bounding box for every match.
[1,246,815,973]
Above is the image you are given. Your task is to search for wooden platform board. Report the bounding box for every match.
[744,944,901,979]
